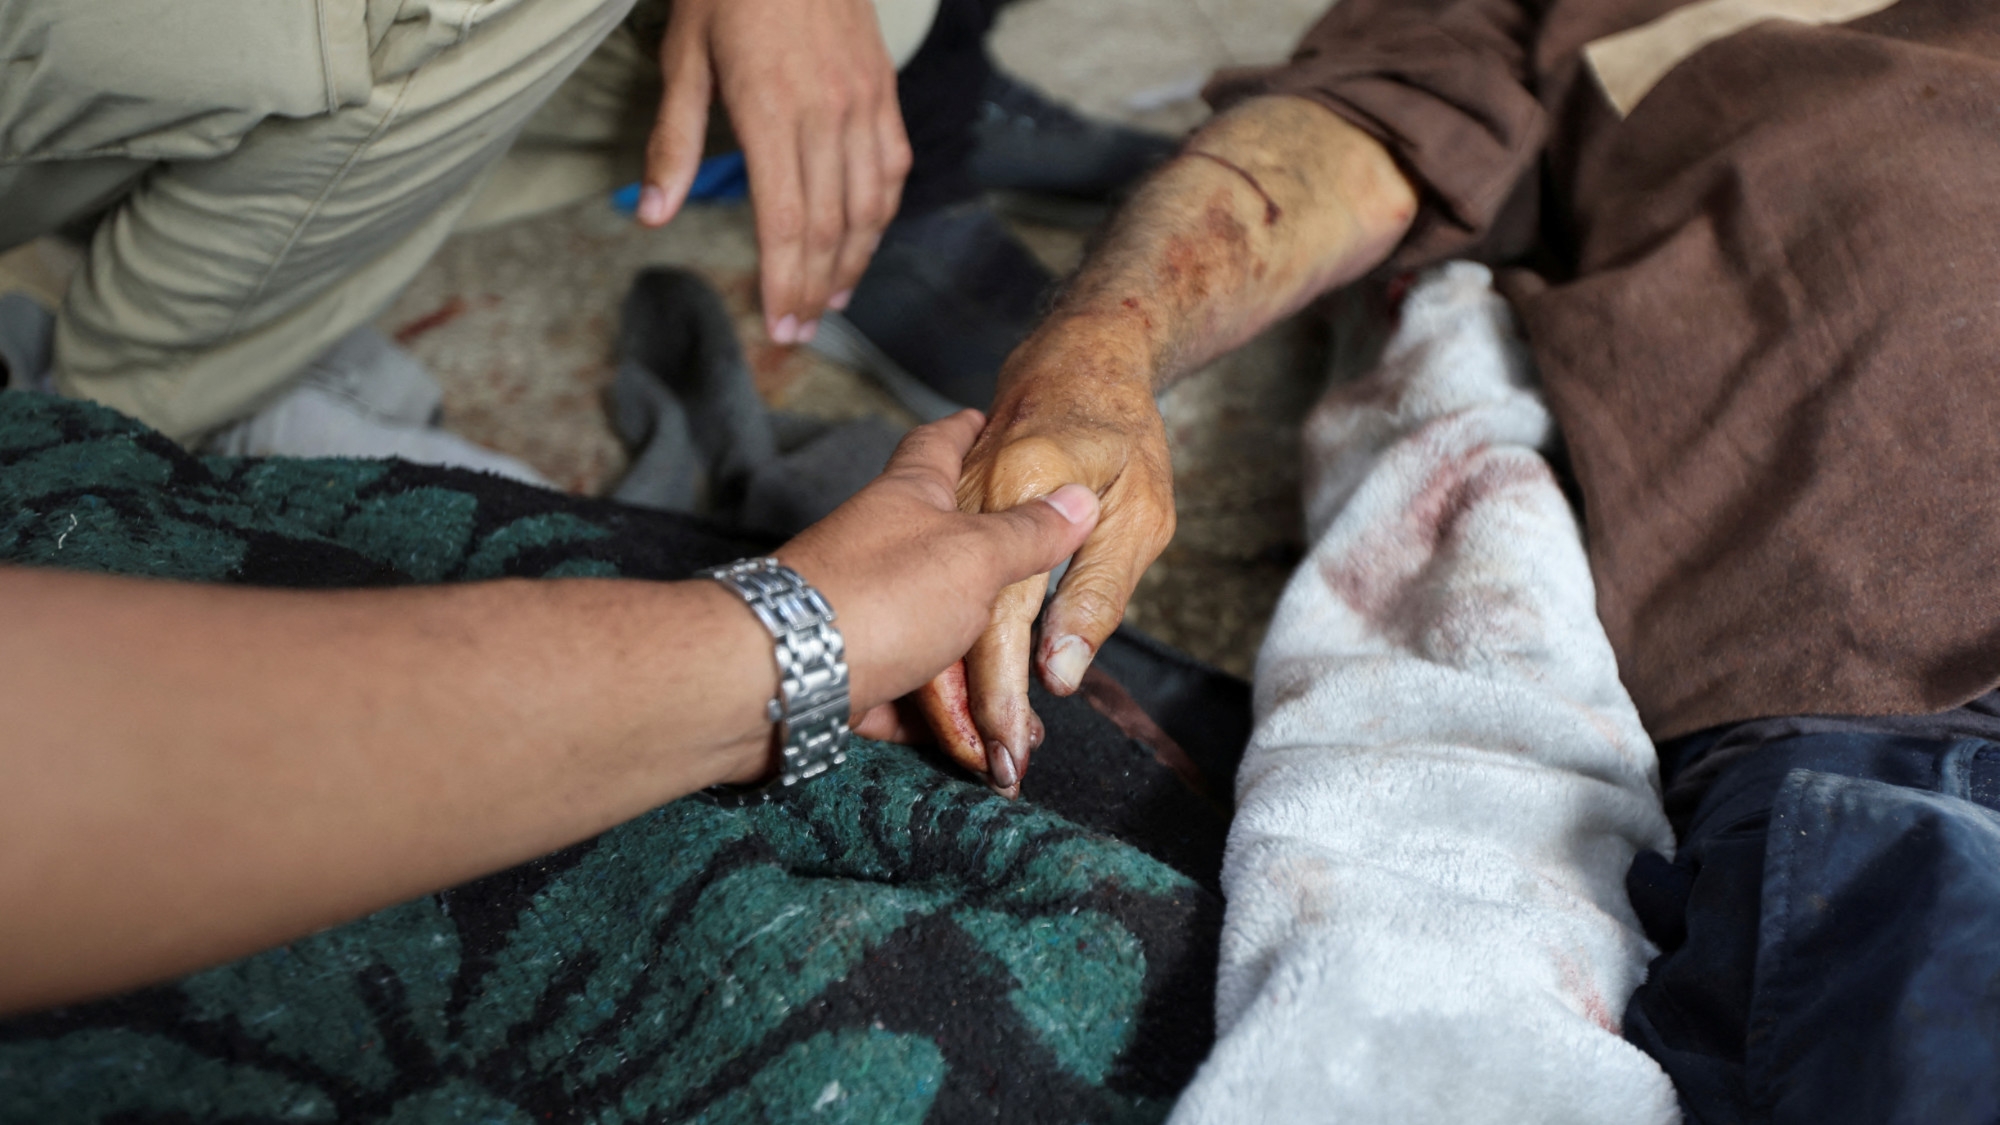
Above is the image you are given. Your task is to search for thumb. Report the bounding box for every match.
[640,48,713,227]
[974,484,1100,590]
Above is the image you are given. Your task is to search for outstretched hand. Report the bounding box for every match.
[775,411,1101,749]
[638,0,911,345]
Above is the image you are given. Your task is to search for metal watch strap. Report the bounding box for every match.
[697,557,850,806]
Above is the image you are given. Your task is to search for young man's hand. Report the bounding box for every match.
[639,0,913,346]
[776,411,1101,740]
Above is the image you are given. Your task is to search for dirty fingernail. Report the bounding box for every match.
[1045,634,1092,692]
[829,289,853,311]
[638,185,668,225]
[772,314,799,345]
[1042,484,1097,525]
[798,318,819,344]
[986,739,1019,789]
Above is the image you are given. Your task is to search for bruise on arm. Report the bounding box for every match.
[1182,149,1283,225]
[1045,95,1419,391]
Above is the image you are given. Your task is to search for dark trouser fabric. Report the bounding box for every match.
[894,0,1011,214]
[1624,729,2000,1124]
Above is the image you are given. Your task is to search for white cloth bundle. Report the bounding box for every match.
[1169,263,1681,1125]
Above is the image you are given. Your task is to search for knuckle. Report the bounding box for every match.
[806,214,845,254]
[864,192,897,230]
[1059,577,1126,631]
[1141,505,1177,553]
[882,137,914,180]
[762,205,806,244]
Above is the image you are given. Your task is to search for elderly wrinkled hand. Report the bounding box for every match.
[913,324,1176,796]
[638,0,911,346]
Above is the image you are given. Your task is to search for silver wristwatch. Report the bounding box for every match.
[697,557,850,806]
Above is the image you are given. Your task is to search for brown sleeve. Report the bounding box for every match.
[1205,0,1547,269]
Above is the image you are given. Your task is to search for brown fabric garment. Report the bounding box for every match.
[1211,0,2000,738]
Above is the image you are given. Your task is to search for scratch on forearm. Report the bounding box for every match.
[1183,149,1282,226]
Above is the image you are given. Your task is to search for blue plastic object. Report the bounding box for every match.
[611,152,750,214]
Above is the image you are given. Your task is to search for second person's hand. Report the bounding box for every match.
[638,0,912,345]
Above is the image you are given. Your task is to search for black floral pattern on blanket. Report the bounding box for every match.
[0,394,1222,1124]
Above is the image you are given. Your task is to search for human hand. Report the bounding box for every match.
[943,324,1176,791]
[638,0,911,346]
[775,411,1100,756]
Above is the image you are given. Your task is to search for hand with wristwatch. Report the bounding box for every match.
[697,409,1099,804]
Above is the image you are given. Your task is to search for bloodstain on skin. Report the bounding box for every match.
[394,297,468,345]
[1204,199,1251,249]
[1118,296,1155,333]
[1159,198,1254,308]
[916,661,987,776]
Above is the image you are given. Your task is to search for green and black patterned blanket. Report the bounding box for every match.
[0,393,1230,1124]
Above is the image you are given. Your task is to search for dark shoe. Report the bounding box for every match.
[820,201,1053,412]
[969,70,1178,226]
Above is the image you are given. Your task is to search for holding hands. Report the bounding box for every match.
[776,410,1102,749]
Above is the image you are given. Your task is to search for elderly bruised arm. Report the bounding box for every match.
[950,96,1417,787]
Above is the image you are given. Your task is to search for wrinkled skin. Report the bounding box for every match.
[934,96,1421,789]
[950,335,1175,791]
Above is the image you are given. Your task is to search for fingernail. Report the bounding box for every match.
[772,314,799,345]
[638,185,667,225]
[1045,634,1092,692]
[798,318,819,344]
[1042,483,1097,525]
[829,289,853,311]
[986,739,1019,789]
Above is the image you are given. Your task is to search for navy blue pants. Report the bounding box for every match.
[1624,732,2000,1124]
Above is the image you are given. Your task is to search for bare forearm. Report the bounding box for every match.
[1017,96,1417,392]
[950,98,1417,765]
[0,570,772,1013]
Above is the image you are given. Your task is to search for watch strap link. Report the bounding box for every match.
[698,557,850,805]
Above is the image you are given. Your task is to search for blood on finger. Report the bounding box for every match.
[915,662,985,776]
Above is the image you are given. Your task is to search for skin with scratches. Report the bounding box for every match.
[1184,150,1284,226]
[941,96,1420,789]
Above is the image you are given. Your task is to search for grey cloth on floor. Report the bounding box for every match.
[609,268,905,538]
[739,413,903,537]
[203,326,550,487]
[292,326,445,425]
[0,293,54,393]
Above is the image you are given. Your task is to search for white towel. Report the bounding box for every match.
[1168,263,1681,1125]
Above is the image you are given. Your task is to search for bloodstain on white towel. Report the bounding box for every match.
[1319,440,1552,640]
[1558,950,1622,1035]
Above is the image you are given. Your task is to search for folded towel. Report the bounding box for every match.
[1169,263,1681,1125]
